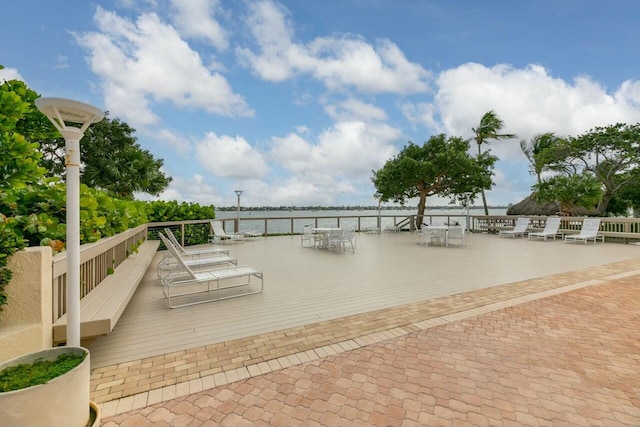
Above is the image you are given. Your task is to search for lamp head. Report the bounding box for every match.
[35,97,104,134]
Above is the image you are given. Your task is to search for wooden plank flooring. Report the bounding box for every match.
[87,232,640,368]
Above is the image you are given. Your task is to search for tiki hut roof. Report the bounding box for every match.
[506,193,598,216]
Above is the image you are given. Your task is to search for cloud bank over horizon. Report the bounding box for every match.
[4,0,640,207]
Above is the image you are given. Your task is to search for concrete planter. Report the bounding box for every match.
[0,347,91,427]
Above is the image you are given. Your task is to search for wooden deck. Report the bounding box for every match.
[87,232,640,368]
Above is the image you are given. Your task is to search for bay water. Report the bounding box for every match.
[215,207,508,234]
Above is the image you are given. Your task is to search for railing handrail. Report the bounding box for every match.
[52,224,148,278]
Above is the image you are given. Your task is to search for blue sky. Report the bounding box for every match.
[2,0,640,208]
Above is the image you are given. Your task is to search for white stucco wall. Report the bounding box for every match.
[0,247,53,362]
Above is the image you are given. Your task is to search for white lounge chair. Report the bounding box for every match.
[164,228,229,257]
[160,234,263,308]
[498,217,530,238]
[209,220,244,244]
[564,218,604,244]
[528,217,562,241]
[157,233,237,279]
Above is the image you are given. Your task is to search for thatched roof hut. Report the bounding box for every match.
[506,193,598,216]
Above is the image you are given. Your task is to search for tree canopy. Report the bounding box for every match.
[533,173,602,216]
[372,134,497,228]
[38,114,172,199]
[519,132,568,184]
[531,123,640,216]
[564,123,640,215]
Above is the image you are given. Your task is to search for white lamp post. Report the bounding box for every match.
[464,192,473,232]
[234,190,243,233]
[35,98,104,347]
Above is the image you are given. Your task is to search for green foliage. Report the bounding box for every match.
[145,200,214,222]
[533,174,602,216]
[146,201,214,246]
[2,179,150,246]
[0,71,50,311]
[0,82,47,190]
[0,352,86,392]
[553,123,640,215]
[373,134,497,227]
[606,168,640,216]
[520,132,569,183]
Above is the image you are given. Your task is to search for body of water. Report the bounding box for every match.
[215,207,508,235]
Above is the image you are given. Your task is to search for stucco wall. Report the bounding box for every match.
[0,247,53,362]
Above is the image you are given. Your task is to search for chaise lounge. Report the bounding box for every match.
[564,218,605,244]
[528,217,563,241]
[499,217,530,238]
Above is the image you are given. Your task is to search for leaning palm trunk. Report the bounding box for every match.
[480,190,489,216]
[478,143,489,216]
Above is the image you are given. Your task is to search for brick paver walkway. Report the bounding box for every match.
[100,260,640,426]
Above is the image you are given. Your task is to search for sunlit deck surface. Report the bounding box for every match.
[89,232,640,412]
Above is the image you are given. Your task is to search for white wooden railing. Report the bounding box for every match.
[51,225,149,323]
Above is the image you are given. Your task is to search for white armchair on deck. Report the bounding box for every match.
[447,226,465,247]
[301,225,318,247]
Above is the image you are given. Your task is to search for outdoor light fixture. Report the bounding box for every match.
[234,190,243,232]
[464,192,474,232]
[35,97,105,347]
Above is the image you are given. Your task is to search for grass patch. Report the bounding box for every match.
[0,352,86,392]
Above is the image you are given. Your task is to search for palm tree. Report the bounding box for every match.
[520,132,559,184]
[471,110,516,215]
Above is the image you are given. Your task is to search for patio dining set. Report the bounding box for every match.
[417,222,466,247]
[301,225,356,252]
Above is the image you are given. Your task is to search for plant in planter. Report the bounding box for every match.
[0,346,97,427]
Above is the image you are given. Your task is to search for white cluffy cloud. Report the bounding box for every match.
[270,121,400,179]
[195,132,270,180]
[237,0,430,94]
[403,63,640,162]
[75,6,252,128]
[170,0,228,50]
[0,67,23,83]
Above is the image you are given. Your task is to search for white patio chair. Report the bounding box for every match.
[209,220,244,244]
[528,217,563,241]
[301,225,318,247]
[564,218,605,244]
[447,225,465,247]
[333,228,356,252]
[420,224,444,247]
[327,228,346,251]
[164,228,229,257]
[498,217,530,238]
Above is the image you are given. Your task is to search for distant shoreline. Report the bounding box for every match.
[215,205,509,212]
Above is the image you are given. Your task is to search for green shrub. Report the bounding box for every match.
[0,352,86,392]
